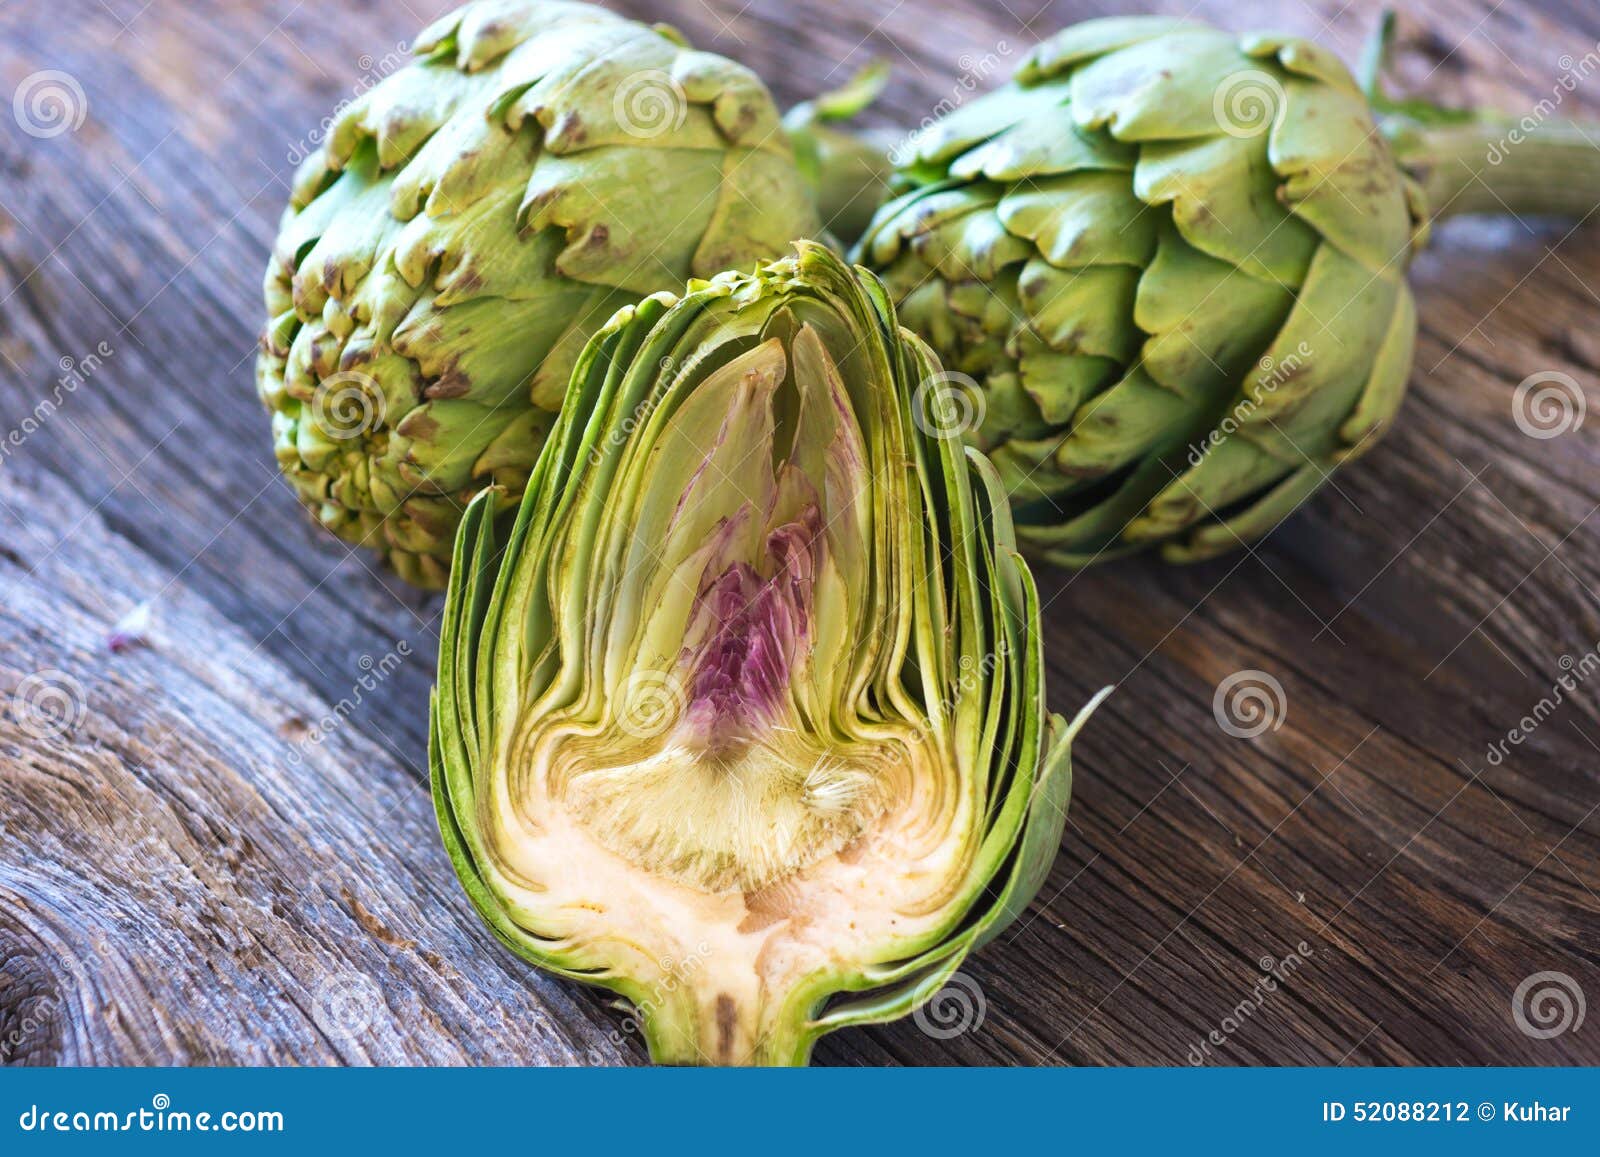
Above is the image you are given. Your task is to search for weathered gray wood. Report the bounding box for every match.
[0,465,634,1065]
[0,0,1596,1066]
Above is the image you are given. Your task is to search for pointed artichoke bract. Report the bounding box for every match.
[258,0,828,588]
[431,243,1105,1065]
[854,16,1600,565]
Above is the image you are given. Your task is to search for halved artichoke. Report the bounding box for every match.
[431,244,1104,1065]
[258,0,882,587]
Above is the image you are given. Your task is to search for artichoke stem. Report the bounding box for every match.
[1388,116,1600,222]
[638,987,810,1067]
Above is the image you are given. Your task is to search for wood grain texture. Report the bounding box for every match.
[0,0,1596,1066]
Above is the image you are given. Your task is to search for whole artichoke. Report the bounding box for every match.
[258,0,880,587]
[431,243,1106,1065]
[856,16,1600,564]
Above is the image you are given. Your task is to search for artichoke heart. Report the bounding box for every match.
[432,244,1105,1065]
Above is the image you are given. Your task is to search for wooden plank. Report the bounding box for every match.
[0,0,1596,1066]
[0,464,635,1065]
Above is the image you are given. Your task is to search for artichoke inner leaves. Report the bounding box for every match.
[482,311,972,1062]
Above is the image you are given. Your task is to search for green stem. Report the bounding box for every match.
[636,983,812,1066]
[1385,115,1600,222]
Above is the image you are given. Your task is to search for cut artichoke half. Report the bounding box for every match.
[432,243,1106,1065]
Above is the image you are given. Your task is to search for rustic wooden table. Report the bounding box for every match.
[1,0,1596,1067]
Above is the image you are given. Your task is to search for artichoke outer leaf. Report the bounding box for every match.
[1056,367,1193,479]
[998,172,1157,270]
[908,82,1071,168]
[1017,16,1205,83]
[1130,436,1295,547]
[1018,260,1141,362]
[1233,244,1402,459]
[1070,31,1262,141]
[1159,462,1327,563]
[1134,222,1296,403]
[1242,33,1362,95]
[1269,79,1417,276]
[1134,133,1318,290]
[949,106,1136,183]
[1337,282,1417,457]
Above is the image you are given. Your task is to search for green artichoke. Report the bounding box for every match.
[431,243,1106,1065]
[258,0,883,587]
[856,15,1600,564]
